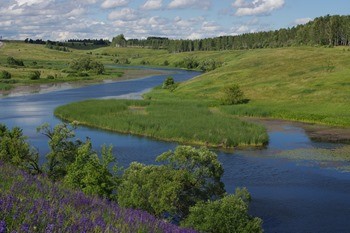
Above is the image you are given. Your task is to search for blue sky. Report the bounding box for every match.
[0,0,348,41]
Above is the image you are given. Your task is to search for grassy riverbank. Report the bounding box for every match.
[55,99,268,148]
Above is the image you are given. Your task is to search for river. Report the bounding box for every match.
[1,68,350,233]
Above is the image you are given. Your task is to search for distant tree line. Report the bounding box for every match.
[67,38,110,46]
[111,15,350,52]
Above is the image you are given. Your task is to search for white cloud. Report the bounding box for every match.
[294,17,312,25]
[232,0,284,16]
[141,0,162,10]
[168,0,211,10]
[108,8,140,21]
[101,0,130,9]
[16,0,47,6]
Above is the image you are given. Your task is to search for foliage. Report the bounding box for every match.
[64,141,120,200]
[0,70,11,79]
[37,123,82,181]
[7,56,24,66]
[114,57,131,65]
[28,70,41,80]
[111,34,127,47]
[198,59,223,72]
[182,188,263,233]
[175,56,199,69]
[157,146,225,203]
[220,84,246,105]
[118,162,190,218]
[69,57,105,74]
[118,146,225,219]
[163,60,170,66]
[0,124,41,174]
[0,161,197,233]
[162,76,176,90]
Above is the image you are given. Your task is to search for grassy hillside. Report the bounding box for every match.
[142,47,350,126]
[55,46,350,148]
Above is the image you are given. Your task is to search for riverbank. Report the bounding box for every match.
[0,68,166,97]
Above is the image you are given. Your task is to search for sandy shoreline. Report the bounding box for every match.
[0,68,168,98]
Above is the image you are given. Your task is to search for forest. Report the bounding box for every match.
[112,15,350,52]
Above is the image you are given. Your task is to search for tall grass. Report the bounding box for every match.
[55,99,268,148]
[0,160,196,233]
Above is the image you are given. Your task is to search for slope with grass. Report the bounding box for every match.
[144,46,350,127]
[0,160,196,233]
[0,42,162,92]
[55,46,350,148]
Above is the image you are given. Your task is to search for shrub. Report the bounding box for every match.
[7,57,24,66]
[199,59,223,72]
[46,75,55,79]
[114,57,130,65]
[163,60,170,66]
[28,71,41,80]
[162,76,177,91]
[182,188,263,233]
[0,70,11,79]
[70,57,105,74]
[220,84,246,105]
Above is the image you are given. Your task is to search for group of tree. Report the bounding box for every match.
[69,57,105,74]
[112,15,350,53]
[0,123,263,232]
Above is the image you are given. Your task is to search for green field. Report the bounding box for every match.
[0,42,162,91]
[3,42,349,146]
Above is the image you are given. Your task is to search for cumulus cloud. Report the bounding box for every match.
[168,0,211,10]
[101,0,130,9]
[232,0,284,16]
[294,17,312,25]
[108,8,140,21]
[141,0,163,10]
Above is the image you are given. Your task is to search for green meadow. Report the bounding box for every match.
[55,45,350,147]
[3,42,349,147]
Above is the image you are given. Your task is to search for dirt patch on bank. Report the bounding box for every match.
[242,117,350,144]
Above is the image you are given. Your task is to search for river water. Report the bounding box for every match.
[1,68,350,233]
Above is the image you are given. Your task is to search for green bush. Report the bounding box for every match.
[46,75,55,79]
[182,188,263,233]
[162,76,175,89]
[70,57,105,74]
[163,60,170,66]
[220,84,246,105]
[28,71,41,80]
[199,59,223,72]
[114,57,131,65]
[7,56,24,66]
[0,70,11,79]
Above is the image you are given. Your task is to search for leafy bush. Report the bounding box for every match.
[114,57,131,65]
[118,146,225,220]
[163,60,170,66]
[140,60,150,65]
[182,188,263,233]
[0,70,11,79]
[175,56,199,69]
[70,57,105,74]
[220,84,246,105]
[199,59,223,72]
[162,76,175,89]
[28,71,41,80]
[7,56,24,66]
[46,75,55,79]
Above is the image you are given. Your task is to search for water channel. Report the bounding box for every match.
[1,68,349,233]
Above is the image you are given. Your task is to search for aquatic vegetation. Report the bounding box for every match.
[0,160,197,233]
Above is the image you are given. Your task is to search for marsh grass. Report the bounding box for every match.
[55,99,268,148]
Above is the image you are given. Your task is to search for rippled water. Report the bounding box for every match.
[1,68,349,233]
